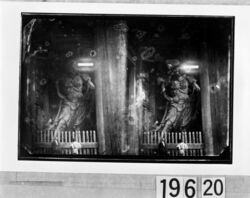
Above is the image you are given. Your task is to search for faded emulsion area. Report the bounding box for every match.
[19,14,233,162]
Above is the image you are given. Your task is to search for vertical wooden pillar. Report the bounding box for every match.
[94,21,128,155]
[127,62,138,155]
[200,43,214,156]
[226,35,232,148]
[94,22,106,155]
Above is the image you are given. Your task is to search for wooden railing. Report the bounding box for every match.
[141,131,204,156]
[33,130,98,155]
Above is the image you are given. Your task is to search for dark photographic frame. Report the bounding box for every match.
[18,13,234,163]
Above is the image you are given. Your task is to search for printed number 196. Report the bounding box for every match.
[156,177,197,198]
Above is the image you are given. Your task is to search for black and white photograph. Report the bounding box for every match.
[18,13,234,162]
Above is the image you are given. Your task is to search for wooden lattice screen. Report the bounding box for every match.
[33,130,98,155]
[141,131,204,156]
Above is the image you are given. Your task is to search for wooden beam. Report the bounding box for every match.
[200,43,214,156]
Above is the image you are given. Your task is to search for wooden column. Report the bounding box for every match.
[200,43,214,156]
[127,62,138,155]
[94,22,106,155]
[94,21,128,155]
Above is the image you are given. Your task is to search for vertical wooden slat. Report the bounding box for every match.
[47,130,49,142]
[76,131,79,142]
[189,132,192,143]
[81,131,85,142]
[43,130,46,143]
[43,130,45,142]
[88,130,91,142]
[157,131,161,143]
[68,131,71,143]
[63,131,66,143]
[199,131,202,143]
[75,131,78,142]
[94,131,97,154]
[44,130,47,142]
[146,132,149,144]
[86,131,89,142]
[192,131,196,143]
[150,132,152,146]
[93,130,96,142]
[154,131,157,144]
[151,131,153,144]
[44,130,46,142]
[148,132,150,144]
[147,132,149,144]
[72,131,75,142]
[151,131,152,144]
[185,132,188,143]
[78,131,81,142]
[147,132,151,144]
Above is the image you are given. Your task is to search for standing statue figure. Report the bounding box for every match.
[49,74,95,144]
[156,64,200,141]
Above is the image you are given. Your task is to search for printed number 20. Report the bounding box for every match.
[202,178,225,198]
